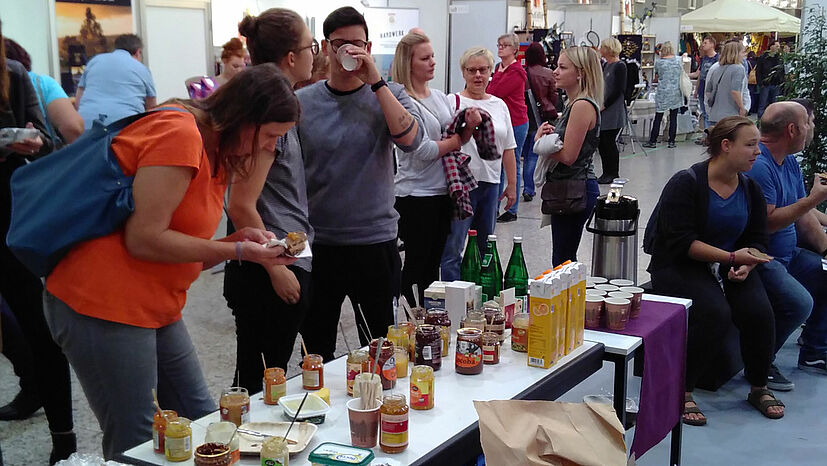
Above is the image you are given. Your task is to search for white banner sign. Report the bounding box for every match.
[363,8,420,56]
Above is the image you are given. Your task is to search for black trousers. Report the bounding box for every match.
[649,108,679,144]
[224,261,311,391]
[0,158,72,432]
[394,195,452,307]
[597,128,622,178]
[1,300,37,396]
[304,240,401,361]
[651,261,774,391]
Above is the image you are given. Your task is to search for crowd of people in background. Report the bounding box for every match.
[1,4,824,463]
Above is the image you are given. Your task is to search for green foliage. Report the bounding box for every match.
[783,6,827,208]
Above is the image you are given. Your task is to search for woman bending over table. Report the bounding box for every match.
[647,116,784,425]
[43,64,299,459]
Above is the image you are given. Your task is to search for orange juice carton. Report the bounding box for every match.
[571,263,587,348]
[527,275,559,368]
[552,270,570,357]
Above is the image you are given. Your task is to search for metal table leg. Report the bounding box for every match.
[670,420,682,465]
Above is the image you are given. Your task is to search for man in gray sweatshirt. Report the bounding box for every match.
[297,7,423,360]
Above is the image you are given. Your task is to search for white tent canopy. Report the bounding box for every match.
[680,0,801,35]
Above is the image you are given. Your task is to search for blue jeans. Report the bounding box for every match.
[499,122,529,215]
[757,248,827,357]
[698,81,708,129]
[522,130,538,196]
[549,179,600,266]
[758,84,780,118]
[440,181,499,281]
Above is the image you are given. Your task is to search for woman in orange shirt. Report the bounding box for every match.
[43,63,300,459]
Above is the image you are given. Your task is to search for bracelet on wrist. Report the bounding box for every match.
[729,251,736,267]
[370,78,387,93]
[235,241,243,265]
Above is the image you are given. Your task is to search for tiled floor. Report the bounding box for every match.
[2,136,825,465]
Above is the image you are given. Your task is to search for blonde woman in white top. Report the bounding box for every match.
[392,32,479,305]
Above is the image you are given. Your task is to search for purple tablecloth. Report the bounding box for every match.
[601,300,687,458]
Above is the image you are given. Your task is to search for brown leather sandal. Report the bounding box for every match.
[683,393,707,426]
[747,389,785,419]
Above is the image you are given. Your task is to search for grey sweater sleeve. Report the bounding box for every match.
[391,85,425,152]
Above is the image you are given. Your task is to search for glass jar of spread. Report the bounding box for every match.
[152,409,178,454]
[482,331,501,364]
[399,321,417,360]
[410,365,435,410]
[394,346,409,378]
[484,307,506,343]
[164,417,192,462]
[425,309,452,356]
[511,312,529,352]
[414,324,442,371]
[302,354,324,390]
[346,349,370,396]
[263,367,286,405]
[464,310,487,331]
[260,436,289,466]
[368,338,397,390]
[387,324,409,355]
[219,387,250,427]
[193,442,232,466]
[455,328,484,375]
[379,393,409,454]
[204,421,239,463]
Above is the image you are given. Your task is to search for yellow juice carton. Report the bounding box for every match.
[572,263,587,348]
[527,275,558,368]
[557,267,576,356]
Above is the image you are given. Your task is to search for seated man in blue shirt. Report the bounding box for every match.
[75,34,157,128]
[747,100,827,391]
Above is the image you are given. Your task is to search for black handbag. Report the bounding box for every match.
[540,178,587,215]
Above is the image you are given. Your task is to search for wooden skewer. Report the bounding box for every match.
[300,336,309,358]
[261,353,268,371]
[152,389,163,417]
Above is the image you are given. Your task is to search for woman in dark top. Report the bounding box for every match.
[522,42,558,202]
[597,38,626,184]
[648,116,784,425]
[0,20,76,463]
[534,46,602,266]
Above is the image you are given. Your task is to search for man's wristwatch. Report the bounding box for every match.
[371,78,387,93]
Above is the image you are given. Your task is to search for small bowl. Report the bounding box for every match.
[277,393,330,424]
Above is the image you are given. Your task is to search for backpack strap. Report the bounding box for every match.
[95,106,189,136]
[455,93,460,112]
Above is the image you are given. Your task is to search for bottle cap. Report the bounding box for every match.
[488,235,497,240]
[513,236,522,242]
[468,230,477,236]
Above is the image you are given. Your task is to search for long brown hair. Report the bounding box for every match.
[174,63,300,178]
[0,19,9,109]
[707,116,755,158]
[239,9,304,66]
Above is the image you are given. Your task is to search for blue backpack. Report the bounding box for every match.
[6,107,186,277]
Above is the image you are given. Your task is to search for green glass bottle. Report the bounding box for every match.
[504,236,530,311]
[480,235,503,301]
[460,230,482,285]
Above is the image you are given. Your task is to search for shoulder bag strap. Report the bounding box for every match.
[455,93,461,112]
[34,75,59,144]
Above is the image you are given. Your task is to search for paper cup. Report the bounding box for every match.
[337,44,361,71]
[585,288,607,297]
[608,292,633,323]
[604,297,631,331]
[620,286,644,318]
[594,284,620,293]
[585,296,604,329]
[587,276,608,288]
[347,398,382,448]
[609,279,635,287]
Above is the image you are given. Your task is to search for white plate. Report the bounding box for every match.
[237,421,317,456]
[264,238,312,258]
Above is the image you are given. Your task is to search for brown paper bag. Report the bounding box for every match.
[474,400,627,466]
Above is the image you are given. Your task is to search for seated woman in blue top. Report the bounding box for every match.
[647,116,784,425]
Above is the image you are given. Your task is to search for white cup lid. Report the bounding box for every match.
[620,286,645,294]
[604,297,631,305]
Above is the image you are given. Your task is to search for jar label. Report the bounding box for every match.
[303,369,320,389]
[380,413,409,447]
[482,345,497,362]
[382,356,397,382]
[422,344,432,360]
[164,435,191,459]
[346,362,362,395]
[262,457,287,466]
[410,379,433,408]
[269,383,286,403]
[456,340,482,368]
[152,429,162,452]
